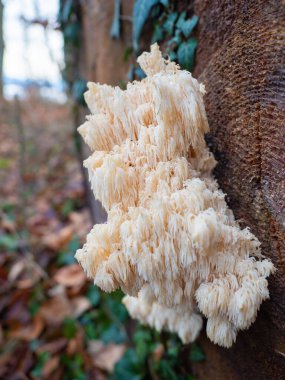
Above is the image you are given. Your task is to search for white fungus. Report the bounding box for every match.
[75,44,275,348]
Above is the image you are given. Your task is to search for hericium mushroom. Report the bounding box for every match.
[75,44,275,348]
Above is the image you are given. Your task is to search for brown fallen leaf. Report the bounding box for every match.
[8,259,43,289]
[42,356,59,379]
[53,264,87,287]
[69,210,92,238]
[43,225,73,251]
[67,330,84,355]
[88,341,126,373]
[39,296,72,326]
[37,338,67,355]
[9,314,44,341]
[8,260,26,282]
[70,296,91,318]
[152,343,165,362]
[47,284,65,297]
[17,274,41,289]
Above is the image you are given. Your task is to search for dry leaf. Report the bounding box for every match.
[47,284,66,297]
[53,264,86,287]
[152,343,164,362]
[9,314,44,341]
[42,356,59,378]
[37,338,67,355]
[88,341,126,373]
[16,273,41,289]
[69,210,92,238]
[67,331,84,355]
[8,259,43,289]
[8,261,25,282]
[39,296,71,326]
[43,225,73,251]
[88,340,104,355]
[70,296,91,318]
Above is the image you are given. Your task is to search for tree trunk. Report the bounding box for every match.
[80,0,134,86]
[0,0,4,97]
[77,0,134,224]
[79,0,285,377]
[193,1,285,379]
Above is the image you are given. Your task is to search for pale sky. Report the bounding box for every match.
[3,0,64,97]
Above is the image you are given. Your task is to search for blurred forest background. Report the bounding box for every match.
[1,1,284,379]
[0,1,204,379]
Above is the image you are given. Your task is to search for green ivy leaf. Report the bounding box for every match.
[31,351,51,378]
[160,0,169,6]
[61,354,87,380]
[167,31,182,47]
[63,21,80,46]
[123,47,133,62]
[2,202,15,214]
[86,285,101,307]
[57,237,80,266]
[28,285,45,316]
[163,12,178,35]
[110,0,121,39]
[178,15,199,38]
[177,38,197,71]
[112,349,144,380]
[61,198,75,217]
[134,67,146,79]
[176,11,186,30]
[63,318,77,340]
[133,0,161,52]
[0,234,18,251]
[151,3,162,19]
[169,51,177,61]
[61,0,73,23]
[72,79,87,105]
[190,343,205,362]
[134,327,152,364]
[151,23,164,43]
[105,294,128,322]
[156,359,178,380]
[101,324,127,344]
[127,64,135,81]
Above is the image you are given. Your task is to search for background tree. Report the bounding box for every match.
[62,0,285,378]
[0,0,4,97]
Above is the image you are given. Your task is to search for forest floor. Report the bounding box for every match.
[0,93,127,380]
[0,93,204,380]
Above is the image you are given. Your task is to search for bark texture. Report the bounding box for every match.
[80,0,133,86]
[193,1,285,379]
[79,0,285,377]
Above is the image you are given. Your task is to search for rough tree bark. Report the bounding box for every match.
[79,0,285,378]
[193,1,285,379]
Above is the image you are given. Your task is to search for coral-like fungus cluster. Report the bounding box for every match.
[76,44,274,347]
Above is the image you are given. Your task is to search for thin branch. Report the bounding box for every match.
[120,15,133,22]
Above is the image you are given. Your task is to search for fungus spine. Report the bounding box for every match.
[75,44,274,347]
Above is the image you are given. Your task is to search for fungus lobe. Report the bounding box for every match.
[75,44,274,348]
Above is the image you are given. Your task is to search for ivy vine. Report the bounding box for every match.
[58,0,87,105]
[110,0,199,82]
